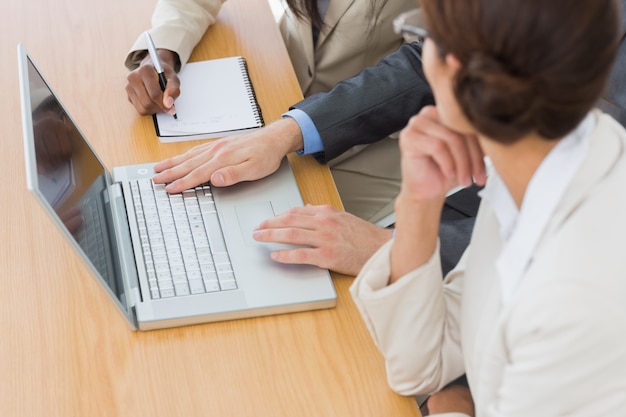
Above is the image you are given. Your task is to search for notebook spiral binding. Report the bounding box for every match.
[238,57,264,127]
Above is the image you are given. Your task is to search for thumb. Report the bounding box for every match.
[162,75,180,110]
[163,94,176,113]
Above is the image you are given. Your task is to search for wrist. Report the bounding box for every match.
[140,48,180,72]
[270,117,305,155]
[394,191,445,218]
[389,194,443,284]
[156,49,180,72]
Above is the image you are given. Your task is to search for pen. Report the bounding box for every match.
[143,31,177,119]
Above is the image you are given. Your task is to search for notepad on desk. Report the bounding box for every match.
[153,56,264,142]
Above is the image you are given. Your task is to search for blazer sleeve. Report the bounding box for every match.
[291,42,434,162]
[350,240,467,397]
[125,0,226,71]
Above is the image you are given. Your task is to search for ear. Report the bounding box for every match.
[445,53,462,71]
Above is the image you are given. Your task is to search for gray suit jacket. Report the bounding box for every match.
[292,42,433,163]
[294,0,626,160]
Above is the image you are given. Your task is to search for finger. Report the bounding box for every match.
[409,133,458,182]
[162,72,180,113]
[126,81,159,115]
[268,246,360,276]
[210,156,279,187]
[279,204,339,217]
[153,141,215,173]
[155,151,230,192]
[253,226,321,247]
[126,67,166,114]
[255,212,320,234]
[153,143,219,185]
[268,247,322,268]
[465,135,487,185]
[125,86,151,115]
[405,108,473,186]
[160,159,218,192]
[400,112,456,176]
[442,132,474,187]
[255,205,339,230]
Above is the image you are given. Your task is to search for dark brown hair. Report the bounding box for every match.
[421,0,621,143]
[286,0,390,33]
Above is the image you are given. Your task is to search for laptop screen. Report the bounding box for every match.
[19,48,129,312]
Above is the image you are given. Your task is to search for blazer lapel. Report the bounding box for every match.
[292,12,315,74]
[551,111,624,228]
[316,0,355,49]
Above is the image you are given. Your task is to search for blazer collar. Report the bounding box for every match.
[547,110,624,232]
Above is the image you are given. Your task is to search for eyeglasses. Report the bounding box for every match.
[397,24,429,44]
[393,9,429,44]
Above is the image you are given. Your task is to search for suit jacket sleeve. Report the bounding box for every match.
[125,0,226,71]
[291,42,434,162]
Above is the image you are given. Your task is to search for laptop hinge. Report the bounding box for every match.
[107,183,140,310]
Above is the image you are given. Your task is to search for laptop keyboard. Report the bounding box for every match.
[76,192,115,286]
[130,179,237,299]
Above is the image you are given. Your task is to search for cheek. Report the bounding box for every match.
[422,41,455,113]
[422,40,438,87]
[422,42,474,134]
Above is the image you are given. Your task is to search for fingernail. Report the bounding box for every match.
[164,97,174,108]
[212,172,224,186]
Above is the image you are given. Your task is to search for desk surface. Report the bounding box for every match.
[0,1,420,416]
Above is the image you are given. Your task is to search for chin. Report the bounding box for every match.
[439,111,475,136]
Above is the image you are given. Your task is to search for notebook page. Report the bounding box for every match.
[154,57,262,139]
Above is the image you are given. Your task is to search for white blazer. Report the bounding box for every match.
[125,0,226,70]
[350,110,626,416]
[126,0,417,97]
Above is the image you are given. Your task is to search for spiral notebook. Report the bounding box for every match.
[153,56,264,142]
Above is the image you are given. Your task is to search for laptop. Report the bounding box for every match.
[17,44,336,331]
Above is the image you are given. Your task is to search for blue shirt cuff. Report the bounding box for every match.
[282,109,323,155]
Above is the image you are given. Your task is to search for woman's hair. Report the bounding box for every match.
[286,0,390,33]
[421,0,621,143]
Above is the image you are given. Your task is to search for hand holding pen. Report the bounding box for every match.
[144,31,177,119]
[125,32,180,117]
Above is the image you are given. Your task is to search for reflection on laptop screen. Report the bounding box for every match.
[25,56,123,300]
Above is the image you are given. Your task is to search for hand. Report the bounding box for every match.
[126,49,180,116]
[425,384,474,416]
[152,118,304,193]
[252,205,393,276]
[398,105,486,205]
[390,106,486,283]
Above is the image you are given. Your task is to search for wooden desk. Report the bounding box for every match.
[0,0,420,416]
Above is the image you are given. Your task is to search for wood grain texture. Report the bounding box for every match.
[0,0,420,416]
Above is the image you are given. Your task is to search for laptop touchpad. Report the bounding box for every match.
[236,201,276,246]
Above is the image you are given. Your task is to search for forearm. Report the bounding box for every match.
[125,0,225,70]
[292,43,434,161]
[390,192,444,283]
[350,241,463,396]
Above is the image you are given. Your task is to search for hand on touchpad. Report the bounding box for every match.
[235,201,293,250]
